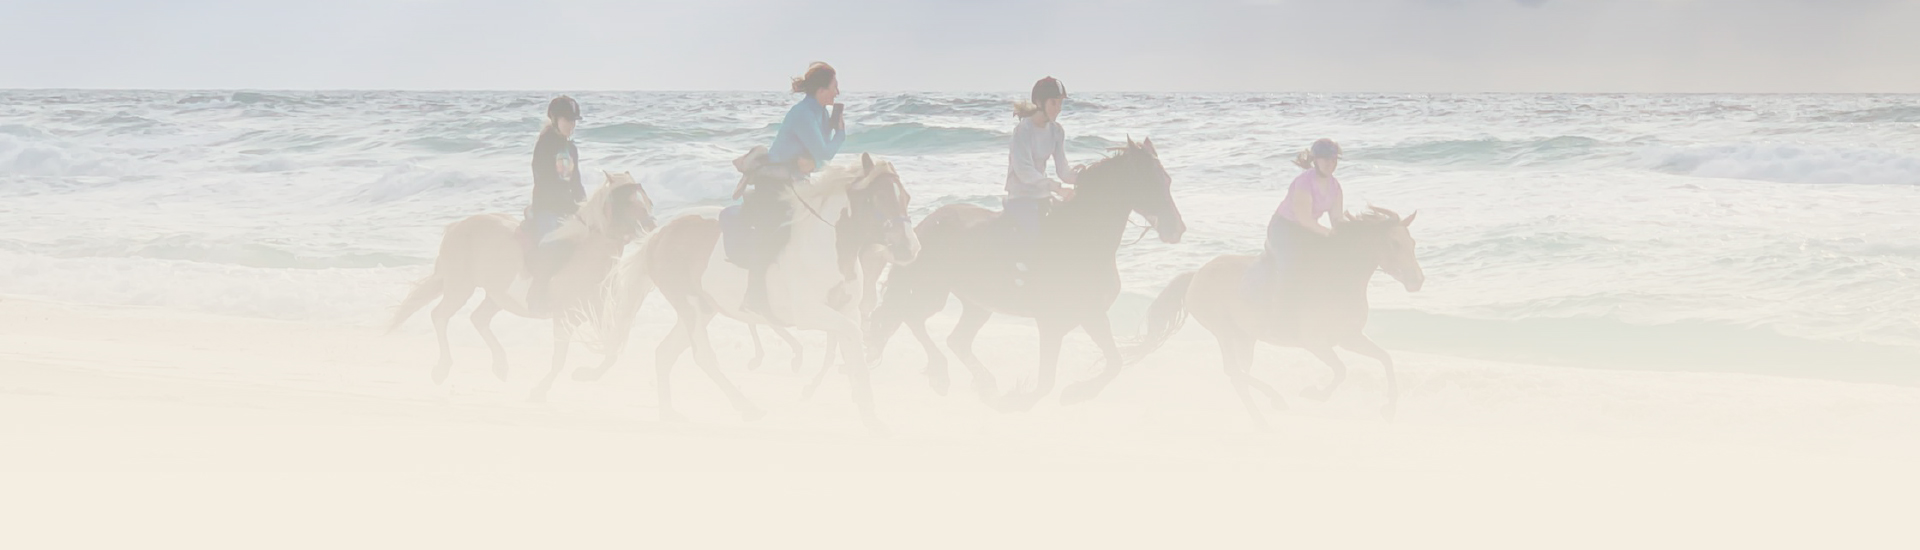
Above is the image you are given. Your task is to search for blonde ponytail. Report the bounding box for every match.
[1013,101,1042,119]
[1292,149,1316,170]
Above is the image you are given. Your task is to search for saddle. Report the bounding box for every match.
[722,146,796,269]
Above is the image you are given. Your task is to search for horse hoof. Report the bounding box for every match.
[740,407,768,422]
[746,357,763,371]
[491,363,510,382]
[431,362,451,385]
[790,358,804,373]
[928,374,950,397]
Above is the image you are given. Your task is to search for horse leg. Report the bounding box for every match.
[800,345,835,401]
[469,298,509,381]
[1340,334,1399,420]
[1301,346,1348,402]
[654,321,692,422]
[994,317,1071,413]
[745,324,766,371]
[836,323,886,437]
[529,319,572,403]
[428,285,475,384]
[1217,335,1272,430]
[946,301,998,400]
[1060,315,1125,406]
[772,326,805,373]
[687,308,765,421]
[911,319,950,396]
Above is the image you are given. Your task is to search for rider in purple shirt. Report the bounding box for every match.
[1249,138,1344,298]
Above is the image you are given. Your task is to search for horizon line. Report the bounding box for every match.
[5,87,1918,96]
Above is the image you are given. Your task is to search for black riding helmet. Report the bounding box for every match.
[1032,77,1066,103]
[547,95,581,121]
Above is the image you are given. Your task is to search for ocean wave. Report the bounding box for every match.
[867,95,1009,117]
[0,134,126,178]
[1354,136,1614,166]
[351,165,511,203]
[1640,143,1920,185]
[1813,106,1920,124]
[843,123,1005,155]
[574,122,756,144]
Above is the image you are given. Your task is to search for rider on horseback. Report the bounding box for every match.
[1247,138,1345,304]
[738,62,846,319]
[1005,77,1077,283]
[525,95,584,315]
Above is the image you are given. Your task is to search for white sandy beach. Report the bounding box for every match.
[3,295,1916,548]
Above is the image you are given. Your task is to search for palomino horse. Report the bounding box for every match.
[387,172,657,400]
[869,138,1186,412]
[574,152,917,433]
[1126,207,1424,429]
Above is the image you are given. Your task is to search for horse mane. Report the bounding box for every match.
[798,158,897,201]
[575,172,648,240]
[1074,140,1150,187]
[1333,206,1402,236]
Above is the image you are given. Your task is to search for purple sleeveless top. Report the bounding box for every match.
[1275,170,1342,224]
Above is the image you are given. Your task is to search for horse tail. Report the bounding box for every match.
[591,234,659,349]
[386,273,444,334]
[1122,271,1195,364]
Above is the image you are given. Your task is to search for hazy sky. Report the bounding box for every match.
[3,0,1915,92]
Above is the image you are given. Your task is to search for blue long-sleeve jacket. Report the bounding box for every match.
[767,95,844,171]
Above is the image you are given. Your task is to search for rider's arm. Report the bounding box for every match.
[529,134,558,188]
[1009,122,1061,195]
[790,105,843,170]
[1329,192,1345,228]
[1051,123,1076,187]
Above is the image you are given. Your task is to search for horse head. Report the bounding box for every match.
[847,152,920,264]
[1336,206,1424,292]
[1089,137,1185,244]
[583,170,657,243]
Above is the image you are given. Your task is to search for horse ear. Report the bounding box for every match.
[1403,211,1419,227]
[1142,137,1156,155]
[1126,134,1136,148]
[861,152,874,173]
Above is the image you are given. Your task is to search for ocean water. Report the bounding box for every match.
[3,90,1918,382]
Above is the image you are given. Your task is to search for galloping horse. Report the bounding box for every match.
[387,172,657,400]
[869,138,1186,412]
[1126,207,1424,429]
[576,152,917,434]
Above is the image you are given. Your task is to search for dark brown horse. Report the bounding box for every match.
[868,138,1186,412]
[1125,207,1424,429]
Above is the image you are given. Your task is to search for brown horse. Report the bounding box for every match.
[1126,207,1424,429]
[576,152,917,433]
[386,172,656,400]
[868,138,1186,412]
